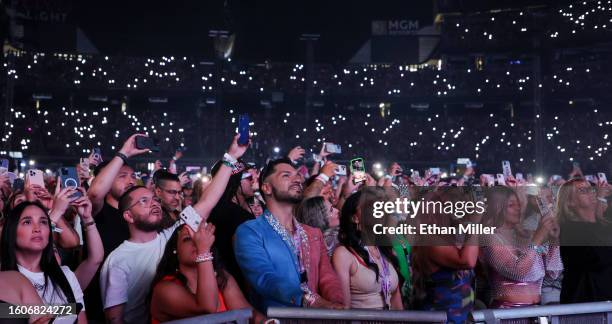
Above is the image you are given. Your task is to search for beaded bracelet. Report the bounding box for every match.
[195,251,214,263]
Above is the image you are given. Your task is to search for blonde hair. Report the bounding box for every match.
[485,186,523,227]
[555,178,585,224]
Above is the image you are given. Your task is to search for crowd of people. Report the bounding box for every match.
[0,0,610,322]
[1,94,610,175]
[440,0,612,52]
[0,130,609,323]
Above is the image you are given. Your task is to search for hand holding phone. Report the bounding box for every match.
[482,174,495,187]
[390,163,403,177]
[238,114,250,146]
[496,174,506,186]
[502,161,512,178]
[135,135,160,152]
[59,167,82,200]
[324,143,342,154]
[189,219,216,254]
[26,169,45,188]
[597,172,608,184]
[92,148,103,164]
[350,158,366,185]
[335,165,347,176]
[180,206,203,232]
[80,158,90,170]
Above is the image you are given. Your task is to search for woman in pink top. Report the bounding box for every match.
[480,186,563,308]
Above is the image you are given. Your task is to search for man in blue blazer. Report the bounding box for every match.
[234,158,344,312]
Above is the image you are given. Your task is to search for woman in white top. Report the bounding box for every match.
[1,201,86,323]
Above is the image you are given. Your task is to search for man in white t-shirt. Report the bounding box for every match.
[100,186,179,324]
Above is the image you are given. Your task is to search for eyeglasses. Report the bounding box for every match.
[577,187,596,194]
[159,187,184,198]
[125,196,161,210]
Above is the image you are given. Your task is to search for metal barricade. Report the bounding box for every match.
[164,308,252,324]
[267,307,448,324]
[470,301,612,324]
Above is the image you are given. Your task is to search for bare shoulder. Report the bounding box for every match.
[0,271,32,288]
[332,245,351,260]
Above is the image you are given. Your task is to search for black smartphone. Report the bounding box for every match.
[135,136,160,152]
[59,167,82,200]
[238,114,250,145]
[13,178,24,191]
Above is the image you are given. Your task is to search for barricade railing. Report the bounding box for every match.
[164,308,252,324]
[267,307,448,323]
[469,301,612,324]
[162,301,612,324]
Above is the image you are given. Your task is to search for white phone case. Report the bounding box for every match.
[180,206,203,232]
[496,174,506,186]
[502,161,512,178]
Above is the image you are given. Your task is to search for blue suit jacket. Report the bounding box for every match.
[234,215,304,312]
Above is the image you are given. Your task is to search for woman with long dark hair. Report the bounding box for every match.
[332,188,403,310]
[0,201,86,323]
[149,223,264,324]
[296,196,340,256]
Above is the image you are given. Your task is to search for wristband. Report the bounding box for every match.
[223,152,238,164]
[316,174,330,184]
[195,251,214,263]
[51,223,63,234]
[116,152,129,164]
[83,221,96,230]
[597,197,608,204]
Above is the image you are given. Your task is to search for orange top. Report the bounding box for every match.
[151,274,228,324]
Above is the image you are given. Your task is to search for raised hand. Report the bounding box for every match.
[227,134,250,160]
[288,146,306,162]
[191,222,216,254]
[71,189,93,221]
[119,134,150,158]
[51,186,78,222]
[389,162,403,177]
[320,161,338,178]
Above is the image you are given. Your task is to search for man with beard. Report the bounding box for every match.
[100,134,249,324]
[153,170,183,230]
[88,134,150,256]
[234,158,344,312]
[85,134,149,321]
[99,186,174,324]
